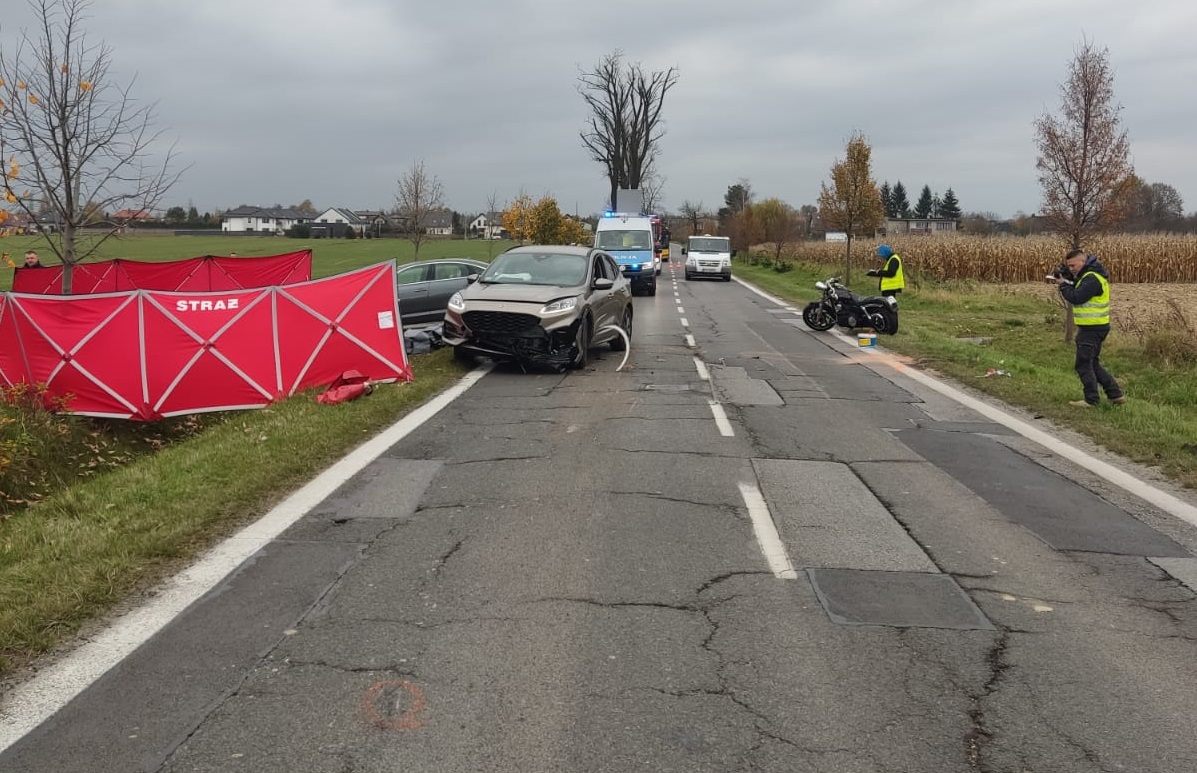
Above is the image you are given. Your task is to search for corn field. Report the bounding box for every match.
[767,234,1197,283]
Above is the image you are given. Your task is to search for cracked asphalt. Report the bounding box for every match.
[4,262,1197,772]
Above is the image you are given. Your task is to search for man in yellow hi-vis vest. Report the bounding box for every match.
[1052,249,1126,407]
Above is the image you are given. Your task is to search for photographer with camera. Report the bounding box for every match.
[1049,249,1126,407]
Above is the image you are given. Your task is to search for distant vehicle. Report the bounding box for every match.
[396,258,488,325]
[442,245,633,371]
[594,213,658,295]
[682,235,733,281]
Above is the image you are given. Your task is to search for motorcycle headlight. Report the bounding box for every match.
[447,292,466,312]
[541,296,579,315]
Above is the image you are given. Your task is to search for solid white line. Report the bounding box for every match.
[0,364,494,752]
[738,482,798,579]
[710,401,735,438]
[694,358,710,381]
[685,334,696,348]
[884,359,1197,528]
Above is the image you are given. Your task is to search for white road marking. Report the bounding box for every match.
[710,401,735,437]
[0,365,494,752]
[738,482,798,579]
[693,358,710,381]
[685,334,696,348]
[680,318,689,328]
[883,357,1197,529]
[677,305,684,314]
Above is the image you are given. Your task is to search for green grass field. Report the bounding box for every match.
[0,233,514,290]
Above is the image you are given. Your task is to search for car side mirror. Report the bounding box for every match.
[681,248,687,255]
[593,277,615,290]
[466,273,480,284]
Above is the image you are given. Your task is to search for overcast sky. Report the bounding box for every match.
[5,0,1196,220]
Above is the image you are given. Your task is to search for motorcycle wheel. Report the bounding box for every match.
[867,305,899,335]
[802,302,836,331]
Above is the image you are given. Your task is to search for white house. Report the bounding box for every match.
[469,211,507,239]
[221,206,310,234]
[312,207,369,237]
[420,209,454,236]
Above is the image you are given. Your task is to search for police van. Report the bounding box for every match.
[593,213,658,296]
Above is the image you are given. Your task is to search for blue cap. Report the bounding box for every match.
[877,244,893,258]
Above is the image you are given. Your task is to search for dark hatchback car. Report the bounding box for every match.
[442,245,633,370]
[396,258,488,325]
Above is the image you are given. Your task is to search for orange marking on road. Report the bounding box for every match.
[361,679,426,730]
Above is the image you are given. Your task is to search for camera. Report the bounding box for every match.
[1045,263,1074,283]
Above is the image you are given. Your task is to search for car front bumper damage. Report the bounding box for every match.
[444,310,579,370]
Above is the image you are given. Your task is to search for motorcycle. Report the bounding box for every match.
[801,277,899,335]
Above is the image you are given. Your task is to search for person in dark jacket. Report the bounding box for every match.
[1053,249,1126,407]
[866,244,904,297]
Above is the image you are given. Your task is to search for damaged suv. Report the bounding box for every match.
[442,245,633,370]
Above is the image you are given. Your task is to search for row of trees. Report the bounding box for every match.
[879,182,962,220]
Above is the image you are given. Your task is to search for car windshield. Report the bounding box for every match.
[596,229,652,251]
[689,238,730,253]
[480,252,588,286]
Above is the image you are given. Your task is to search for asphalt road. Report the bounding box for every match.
[3,259,1197,772]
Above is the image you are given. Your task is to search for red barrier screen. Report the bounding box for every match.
[0,262,410,420]
[11,251,313,295]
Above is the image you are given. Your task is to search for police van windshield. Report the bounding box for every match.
[596,229,652,251]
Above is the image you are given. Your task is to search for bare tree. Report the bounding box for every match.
[679,200,704,237]
[484,189,502,258]
[0,0,182,294]
[394,159,444,260]
[1034,39,1134,250]
[639,172,665,214]
[817,132,884,285]
[579,50,678,210]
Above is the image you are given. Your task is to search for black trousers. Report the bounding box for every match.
[1074,325,1123,405]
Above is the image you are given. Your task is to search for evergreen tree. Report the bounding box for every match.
[939,187,962,219]
[891,181,910,218]
[914,185,934,218]
[879,181,894,218]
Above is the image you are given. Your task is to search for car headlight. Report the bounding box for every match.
[541,296,579,315]
[447,292,466,312]
[641,261,654,270]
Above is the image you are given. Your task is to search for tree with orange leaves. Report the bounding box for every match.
[1034,39,1135,251]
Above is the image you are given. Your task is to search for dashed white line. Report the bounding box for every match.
[738,482,798,579]
[709,401,735,438]
[680,318,689,328]
[685,334,696,348]
[693,357,710,381]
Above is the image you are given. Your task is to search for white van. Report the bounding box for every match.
[683,235,733,281]
[594,214,658,296]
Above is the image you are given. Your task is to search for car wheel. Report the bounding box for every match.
[610,306,632,351]
[685,271,693,281]
[647,279,657,296]
[452,345,474,364]
[723,273,732,282]
[569,316,591,369]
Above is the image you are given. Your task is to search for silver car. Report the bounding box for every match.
[442,245,633,370]
[396,258,489,325]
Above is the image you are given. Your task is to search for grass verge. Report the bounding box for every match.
[0,348,467,677]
